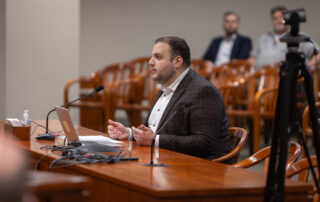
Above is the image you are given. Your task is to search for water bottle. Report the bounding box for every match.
[22,109,31,126]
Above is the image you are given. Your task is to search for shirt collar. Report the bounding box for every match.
[161,67,190,95]
[224,33,237,41]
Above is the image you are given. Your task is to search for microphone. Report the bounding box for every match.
[36,85,104,140]
[143,101,192,167]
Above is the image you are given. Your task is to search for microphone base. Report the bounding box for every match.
[143,163,168,167]
[36,133,55,140]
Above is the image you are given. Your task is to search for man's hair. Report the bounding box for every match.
[270,6,287,15]
[155,36,191,67]
[223,11,240,23]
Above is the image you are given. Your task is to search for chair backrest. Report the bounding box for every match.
[212,127,248,164]
[228,59,253,75]
[190,59,207,78]
[302,101,320,156]
[209,67,239,88]
[297,68,319,106]
[233,142,301,174]
[128,56,151,74]
[217,85,234,109]
[235,65,279,110]
[98,63,134,88]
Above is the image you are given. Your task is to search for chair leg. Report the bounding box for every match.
[127,110,141,127]
[229,116,236,127]
[263,120,273,144]
[253,116,260,154]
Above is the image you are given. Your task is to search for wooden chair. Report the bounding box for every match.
[212,127,248,164]
[302,101,320,157]
[286,156,319,202]
[217,84,234,109]
[297,68,319,110]
[233,142,301,174]
[190,59,208,78]
[209,67,239,88]
[128,56,151,74]
[64,63,133,132]
[105,72,159,126]
[209,59,252,89]
[226,66,279,153]
[105,57,161,127]
[228,59,253,75]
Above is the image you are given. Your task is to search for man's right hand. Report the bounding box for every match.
[107,119,130,140]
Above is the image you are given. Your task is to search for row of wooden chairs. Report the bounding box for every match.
[215,60,320,154]
[214,126,317,201]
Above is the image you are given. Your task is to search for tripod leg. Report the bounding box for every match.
[301,65,320,192]
[265,62,297,202]
[265,62,286,201]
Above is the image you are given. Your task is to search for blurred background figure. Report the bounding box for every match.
[249,6,320,69]
[203,11,252,73]
[0,136,35,202]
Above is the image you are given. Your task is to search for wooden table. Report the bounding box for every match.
[0,121,313,202]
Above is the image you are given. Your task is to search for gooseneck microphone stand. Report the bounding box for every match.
[143,101,192,167]
[38,86,104,139]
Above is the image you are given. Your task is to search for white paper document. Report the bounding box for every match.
[79,135,123,147]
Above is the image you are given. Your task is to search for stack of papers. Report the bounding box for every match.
[79,135,122,147]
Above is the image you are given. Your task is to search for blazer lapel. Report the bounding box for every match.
[156,70,193,132]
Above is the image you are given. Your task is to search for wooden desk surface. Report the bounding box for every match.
[0,121,313,202]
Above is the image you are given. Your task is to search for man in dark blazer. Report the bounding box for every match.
[108,36,231,160]
[203,11,252,68]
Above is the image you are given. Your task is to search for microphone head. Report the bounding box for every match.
[183,101,192,108]
[95,85,104,92]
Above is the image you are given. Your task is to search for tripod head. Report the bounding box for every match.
[280,8,309,51]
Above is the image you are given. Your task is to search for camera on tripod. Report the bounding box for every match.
[280,8,309,45]
[265,7,320,202]
[283,8,305,35]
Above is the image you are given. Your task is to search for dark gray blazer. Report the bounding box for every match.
[144,69,231,159]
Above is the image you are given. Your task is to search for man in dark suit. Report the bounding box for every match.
[203,11,252,68]
[108,36,231,160]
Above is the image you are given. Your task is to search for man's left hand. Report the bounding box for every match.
[132,125,155,145]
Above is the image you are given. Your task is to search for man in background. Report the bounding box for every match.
[249,6,320,69]
[203,11,252,71]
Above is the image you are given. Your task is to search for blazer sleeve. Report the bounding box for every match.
[202,38,220,63]
[239,37,252,59]
[159,84,230,159]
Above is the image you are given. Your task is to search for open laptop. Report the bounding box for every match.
[55,105,122,153]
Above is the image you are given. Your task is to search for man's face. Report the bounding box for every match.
[272,10,288,34]
[224,14,239,36]
[149,42,177,87]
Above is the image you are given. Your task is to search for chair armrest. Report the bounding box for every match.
[64,78,80,105]
[232,146,270,168]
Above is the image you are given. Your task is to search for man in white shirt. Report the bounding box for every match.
[249,6,320,69]
[108,36,231,160]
